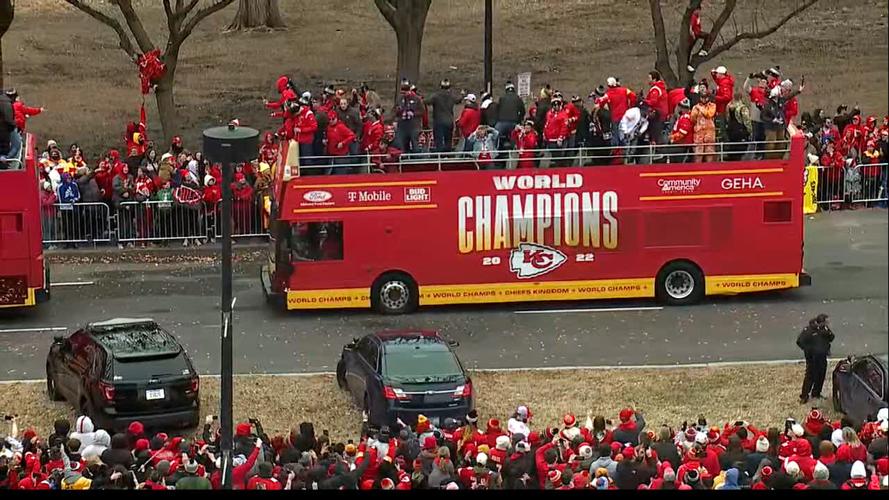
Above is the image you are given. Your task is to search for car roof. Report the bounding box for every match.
[85,319,181,359]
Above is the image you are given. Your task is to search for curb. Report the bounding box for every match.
[0,357,839,385]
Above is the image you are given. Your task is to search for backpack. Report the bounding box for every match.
[761,99,784,125]
[727,106,749,140]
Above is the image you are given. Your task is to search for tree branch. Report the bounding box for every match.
[374,0,397,28]
[699,0,736,54]
[179,0,235,44]
[113,0,155,52]
[697,0,819,64]
[64,0,137,58]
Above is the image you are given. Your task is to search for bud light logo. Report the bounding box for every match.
[303,190,333,203]
[509,243,567,279]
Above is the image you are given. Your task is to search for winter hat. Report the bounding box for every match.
[707,428,720,443]
[878,408,888,423]
[42,181,51,191]
[791,424,805,438]
[184,460,199,474]
[235,422,251,437]
[850,460,866,478]
[579,443,593,459]
[805,409,825,435]
[664,468,676,482]
[563,414,577,428]
[47,140,58,149]
[781,79,793,89]
[495,435,510,451]
[528,431,540,446]
[769,86,782,99]
[622,446,636,461]
[766,66,781,78]
[423,436,437,451]
[606,77,618,87]
[380,477,395,490]
[547,469,562,486]
[619,408,633,422]
[756,436,770,453]
[416,415,430,434]
[813,462,829,481]
[832,428,845,448]
[505,82,516,92]
[476,453,488,466]
[516,405,530,420]
[714,66,727,75]
[466,410,478,424]
[593,476,609,490]
[445,481,460,490]
[464,94,477,104]
[204,175,216,186]
[516,441,531,453]
[785,461,800,477]
[134,439,150,452]
[685,468,701,484]
[695,432,708,445]
[684,428,697,442]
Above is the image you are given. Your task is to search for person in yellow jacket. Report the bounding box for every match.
[60,445,92,490]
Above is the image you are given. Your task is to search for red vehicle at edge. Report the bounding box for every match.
[0,133,50,309]
[262,128,811,314]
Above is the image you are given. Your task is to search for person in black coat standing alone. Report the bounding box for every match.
[796,314,834,404]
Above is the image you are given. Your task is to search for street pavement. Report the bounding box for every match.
[1,209,886,381]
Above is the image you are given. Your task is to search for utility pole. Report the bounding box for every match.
[484,0,493,95]
[203,122,258,490]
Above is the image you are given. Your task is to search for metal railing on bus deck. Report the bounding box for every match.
[293,139,793,175]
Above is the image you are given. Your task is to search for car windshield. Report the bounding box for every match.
[383,340,462,383]
[112,354,190,381]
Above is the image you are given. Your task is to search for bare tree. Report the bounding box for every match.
[65,0,236,143]
[373,0,432,99]
[227,0,285,31]
[649,0,819,88]
[0,0,13,89]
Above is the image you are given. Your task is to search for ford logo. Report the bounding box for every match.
[303,190,333,203]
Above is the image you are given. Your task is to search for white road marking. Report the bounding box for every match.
[0,327,68,334]
[0,357,854,385]
[515,306,664,315]
[51,281,95,287]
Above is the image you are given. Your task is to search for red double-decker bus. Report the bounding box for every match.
[262,130,811,314]
[0,133,50,309]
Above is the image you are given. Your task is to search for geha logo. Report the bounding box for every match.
[303,190,333,203]
[509,243,567,279]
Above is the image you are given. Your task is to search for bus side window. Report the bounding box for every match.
[290,222,343,262]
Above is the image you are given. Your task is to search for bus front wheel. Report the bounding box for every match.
[656,261,704,306]
[371,273,418,315]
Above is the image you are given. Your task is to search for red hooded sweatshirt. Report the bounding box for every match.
[713,72,735,115]
[457,105,481,139]
[645,80,670,119]
[13,101,42,131]
[511,128,539,169]
[326,120,356,156]
[266,76,297,111]
[361,120,384,153]
[293,107,318,145]
[543,107,570,143]
[786,440,817,481]
[601,86,637,123]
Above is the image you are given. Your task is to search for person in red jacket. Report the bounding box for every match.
[326,114,357,175]
[484,419,508,449]
[456,94,482,151]
[6,89,44,160]
[599,77,637,147]
[512,120,539,169]
[246,462,281,490]
[564,97,581,150]
[535,439,567,489]
[290,97,318,164]
[711,66,735,141]
[689,7,709,56]
[544,97,570,167]
[361,109,385,155]
[259,132,279,166]
[265,76,297,113]
[644,71,670,145]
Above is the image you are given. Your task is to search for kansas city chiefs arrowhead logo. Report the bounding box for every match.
[509,243,567,279]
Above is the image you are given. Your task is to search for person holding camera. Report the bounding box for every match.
[796,313,834,404]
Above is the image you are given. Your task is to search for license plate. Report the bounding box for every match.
[146,389,165,400]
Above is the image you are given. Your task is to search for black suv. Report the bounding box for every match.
[46,318,200,432]
[336,330,474,428]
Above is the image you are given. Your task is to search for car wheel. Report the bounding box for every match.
[656,261,705,306]
[336,361,347,390]
[46,370,63,402]
[371,272,418,315]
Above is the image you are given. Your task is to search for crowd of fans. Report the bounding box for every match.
[3,58,887,248]
[1,405,886,490]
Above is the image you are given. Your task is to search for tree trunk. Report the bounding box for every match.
[394,20,424,98]
[227,0,286,30]
[154,58,178,145]
[0,0,14,90]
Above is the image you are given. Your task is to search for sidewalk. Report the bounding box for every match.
[45,240,269,263]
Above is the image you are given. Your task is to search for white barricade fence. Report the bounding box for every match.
[117,200,208,243]
[41,202,112,245]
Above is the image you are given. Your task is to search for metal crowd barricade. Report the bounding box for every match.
[42,202,112,245]
[214,198,269,239]
[117,200,208,243]
[851,162,888,204]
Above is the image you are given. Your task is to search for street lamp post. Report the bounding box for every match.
[202,122,259,490]
[484,0,493,94]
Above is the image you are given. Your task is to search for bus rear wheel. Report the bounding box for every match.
[372,273,418,315]
[656,261,704,306]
